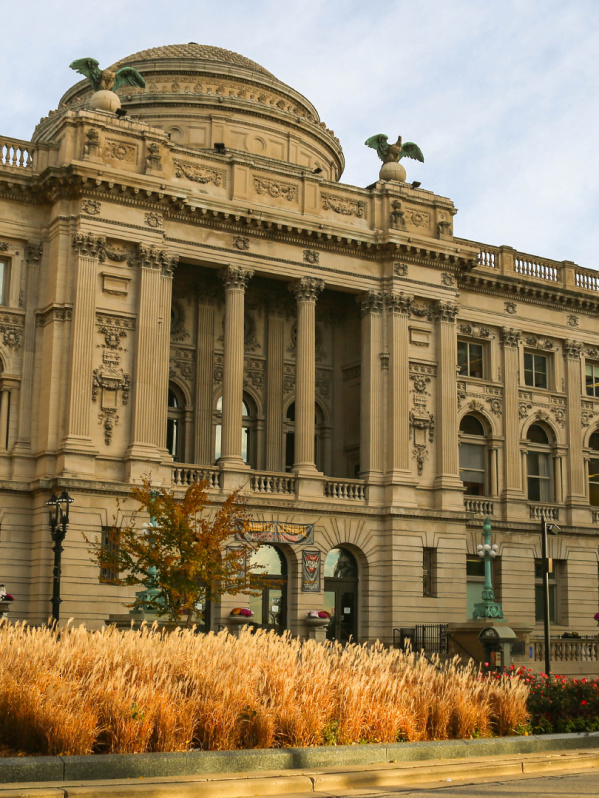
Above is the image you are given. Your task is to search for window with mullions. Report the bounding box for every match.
[458,340,484,378]
[534,558,559,623]
[459,414,488,495]
[588,431,599,506]
[586,363,599,397]
[526,424,553,502]
[423,548,437,597]
[524,352,548,389]
[100,527,120,584]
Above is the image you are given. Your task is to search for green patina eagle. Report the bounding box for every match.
[365,134,424,164]
[70,58,146,93]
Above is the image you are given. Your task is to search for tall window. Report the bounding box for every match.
[534,558,560,623]
[249,545,287,633]
[214,394,257,468]
[524,352,548,389]
[586,363,599,397]
[458,341,484,378]
[423,548,437,597]
[100,526,120,584]
[588,431,599,506]
[526,424,553,502]
[166,384,184,462]
[0,260,6,305]
[459,414,488,495]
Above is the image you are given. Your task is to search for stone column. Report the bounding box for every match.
[563,341,586,517]
[194,290,216,465]
[432,300,463,508]
[127,244,178,467]
[289,277,324,474]
[500,328,522,500]
[358,291,384,483]
[61,233,104,468]
[218,266,253,467]
[0,390,9,451]
[383,291,416,504]
[265,303,286,472]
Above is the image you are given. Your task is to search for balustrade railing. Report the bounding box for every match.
[0,137,35,170]
[533,638,599,663]
[529,503,559,521]
[324,478,366,501]
[171,465,221,489]
[514,255,559,282]
[249,472,295,495]
[478,249,498,269]
[464,498,495,516]
[575,270,599,293]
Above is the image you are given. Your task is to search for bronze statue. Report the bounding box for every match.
[365,134,424,164]
[70,58,146,93]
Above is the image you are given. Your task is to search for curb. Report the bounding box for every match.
[1,733,599,786]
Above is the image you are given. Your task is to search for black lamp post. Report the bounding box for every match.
[46,490,73,625]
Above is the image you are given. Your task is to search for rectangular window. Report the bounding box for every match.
[534,558,559,623]
[0,260,6,305]
[524,352,548,389]
[100,526,120,584]
[423,547,436,597]
[466,555,501,618]
[459,443,487,495]
[527,451,553,502]
[458,340,484,378]
[586,363,599,397]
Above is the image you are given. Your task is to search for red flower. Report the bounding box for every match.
[581,700,588,706]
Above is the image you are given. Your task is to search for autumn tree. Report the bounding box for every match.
[89,478,261,626]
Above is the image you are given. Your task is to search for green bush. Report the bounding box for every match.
[515,667,599,734]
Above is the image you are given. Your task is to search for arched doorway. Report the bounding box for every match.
[248,545,287,633]
[323,547,358,643]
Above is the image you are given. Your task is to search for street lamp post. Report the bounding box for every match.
[46,490,73,625]
[473,517,504,620]
[540,518,560,676]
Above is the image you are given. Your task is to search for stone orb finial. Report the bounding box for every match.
[89,90,122,113]
[379,161,406,183]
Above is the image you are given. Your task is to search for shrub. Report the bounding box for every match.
[514,667,599,734]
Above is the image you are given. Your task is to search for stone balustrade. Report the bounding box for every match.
[249,471,295,495]
[528,503,560,521]
[533,637,599,664]
[464,498,495,516]
[171,464,221,489]
[323,478,366,501]
[0,137,35,170]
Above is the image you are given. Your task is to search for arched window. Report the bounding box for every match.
[323,547,358,643]
[459,414,488,496]
[248,545,287,633]
[214,394,257,468]
[283,400,325,472]
[588,431,599,506]
[166,384,184,462]
[526,423,553,502]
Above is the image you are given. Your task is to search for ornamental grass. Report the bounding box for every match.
[0,620,528,756]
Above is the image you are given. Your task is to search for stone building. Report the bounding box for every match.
[1,44,598,667]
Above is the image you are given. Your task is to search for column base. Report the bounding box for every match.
[294,470,325,499]
[219,463,251,493]
[56,437,99,477]
[383,471,417,507]
[433,475,465,510]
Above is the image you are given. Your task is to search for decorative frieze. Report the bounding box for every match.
[567,314,579,327]
[404,208,430,228]
[459,323,491,339]
[173,159,225,186]
[504,302,517,315]
[357,290,384,317]
[524,335,554,350]
[393,262,408,277]
[321,193,365,218]
[96,313,135,350]
[36,306,72,327]
[233,236,250,251]
[104,139,138,163]
[144,212,163,229]
[303,250,319,265]
[82,199,101,215]
[441,273,455,287]
[0,242,9,252]
[243,356,265,389]
[253,177,297,202]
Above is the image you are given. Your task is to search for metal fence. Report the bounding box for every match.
[394,623,449,655]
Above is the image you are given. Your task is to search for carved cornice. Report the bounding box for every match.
[384,291,413,316]
[431,300,459,323]
[500,327,521,347]
[564,339,584,359]
[220,266,254,291]
[128,243,178,275]
[35,305,72,327]
[72,232,106,258]
[357,290,384,317]
[289,277,325,303]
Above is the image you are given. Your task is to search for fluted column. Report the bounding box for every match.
[432,300,463,507]
[500,328,523,500]
[194,293,216,464]
[219,266,253,466]
[63,233,104,452]
[127,245,178,461]
[290,277,324,473]
[265,303,286,472]
[564,340,586,511]
[358,290,384,481]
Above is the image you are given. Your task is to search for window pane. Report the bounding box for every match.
[527,424,549,445]
[214,424,221,461]
[324,547,358,578]
[535,584,556,623]
[460,443,485,470]
[466,557,485,577]
[586,364,595,396]
[589,433,599,451]
[524,352,534,386]
[241,427,249,463]
[528,476,541,502]
[250,544,285,576]
[166,418,178,459]
[0,262,4,304]
[467,582,484,618]
[457,341,468,375]
[534,354,547,389]
[460,415,485,436]
[469,344,483,378]
[527,451,540,476]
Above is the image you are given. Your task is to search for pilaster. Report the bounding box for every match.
[358,291,384,490]
[500,327,523,502]
[563,340,587,521]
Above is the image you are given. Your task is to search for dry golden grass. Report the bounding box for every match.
[0,620,529,755]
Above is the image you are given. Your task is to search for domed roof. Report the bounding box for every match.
[113,43,274,77]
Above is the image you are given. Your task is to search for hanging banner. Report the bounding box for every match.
[302,550,321,592]
[235,521,314,545]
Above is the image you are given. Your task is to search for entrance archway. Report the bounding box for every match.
[249,545,287,633]
[323,547,358,643]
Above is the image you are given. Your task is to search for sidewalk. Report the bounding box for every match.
[1,749,599,797]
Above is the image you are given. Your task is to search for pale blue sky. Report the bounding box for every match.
[3,0,599,269]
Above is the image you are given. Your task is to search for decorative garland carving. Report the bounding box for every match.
[459,323,491,339]
[173,159,225,186]
[0,326,22,351]
[524,335,554,350]
[98,408,119,446]
[321,193,366,219]
[254,177,298,202]
[413,444,428,476]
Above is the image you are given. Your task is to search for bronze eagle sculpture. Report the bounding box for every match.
[70,58,146,93]
[365,134,424,164]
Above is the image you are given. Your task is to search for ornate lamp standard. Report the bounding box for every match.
[472,517,504,620]
[46,490,73,624]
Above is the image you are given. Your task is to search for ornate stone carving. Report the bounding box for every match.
[410,301,429,318]
[379,352,390,370]
[441,272,455,287]
[244,312,260,352]
[500,327,520,347]
[413,444,428,476]
[105,139,137,163]
[519,401,533,419]
[103,245,130,263]
[552,407,566,427]
[504,302,517,315]
[535,409,550,422]
[98,408,118,446]
[290,277,325,304]
[92,366,130,403]
[36,306,72,326]
[72,232,106,258]
[144,212,163,228]
[170,347,194,382]
[468,399,485,412]
[82,199,101,215]
[129,244,178,276]
[459,323,491,339]
[409,409,435,442]
[0,326,22,351]
[254,177,298,202]
[145,143,162,172]
[563,339,583,359]
[220,266,254,291]
[25,241,43,264]
[587,348,599,359]
[389,200,405,230]
[303,250,319,265]
[288,321,325,361]
[233,236,250,251]
[96,313,134,350]
[404,209,430,228]
[173,160,225,186]
[357,290,384,317]
[18,290,24,309]
[524,335,554,350]
[170,299,189,341]
[83,128,100,158]
[567,314,579,328]
[393,262,408,277]
[321,193,366,218]
[431,300,459,323]
[0,243,8,252]
[385,291,412,315]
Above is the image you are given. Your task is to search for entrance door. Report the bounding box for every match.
[248,544,287,634]
[323,547,358,643]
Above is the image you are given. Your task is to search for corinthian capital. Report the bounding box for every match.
[563,339,584,359]
[431,299,459,323]
[219,266,254,291]
[72,232,106,259]
[384,290,413,316]
[289,277,325,303]
[500,327,521,347]
[128,243,178,275]
[357,290,384,317]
